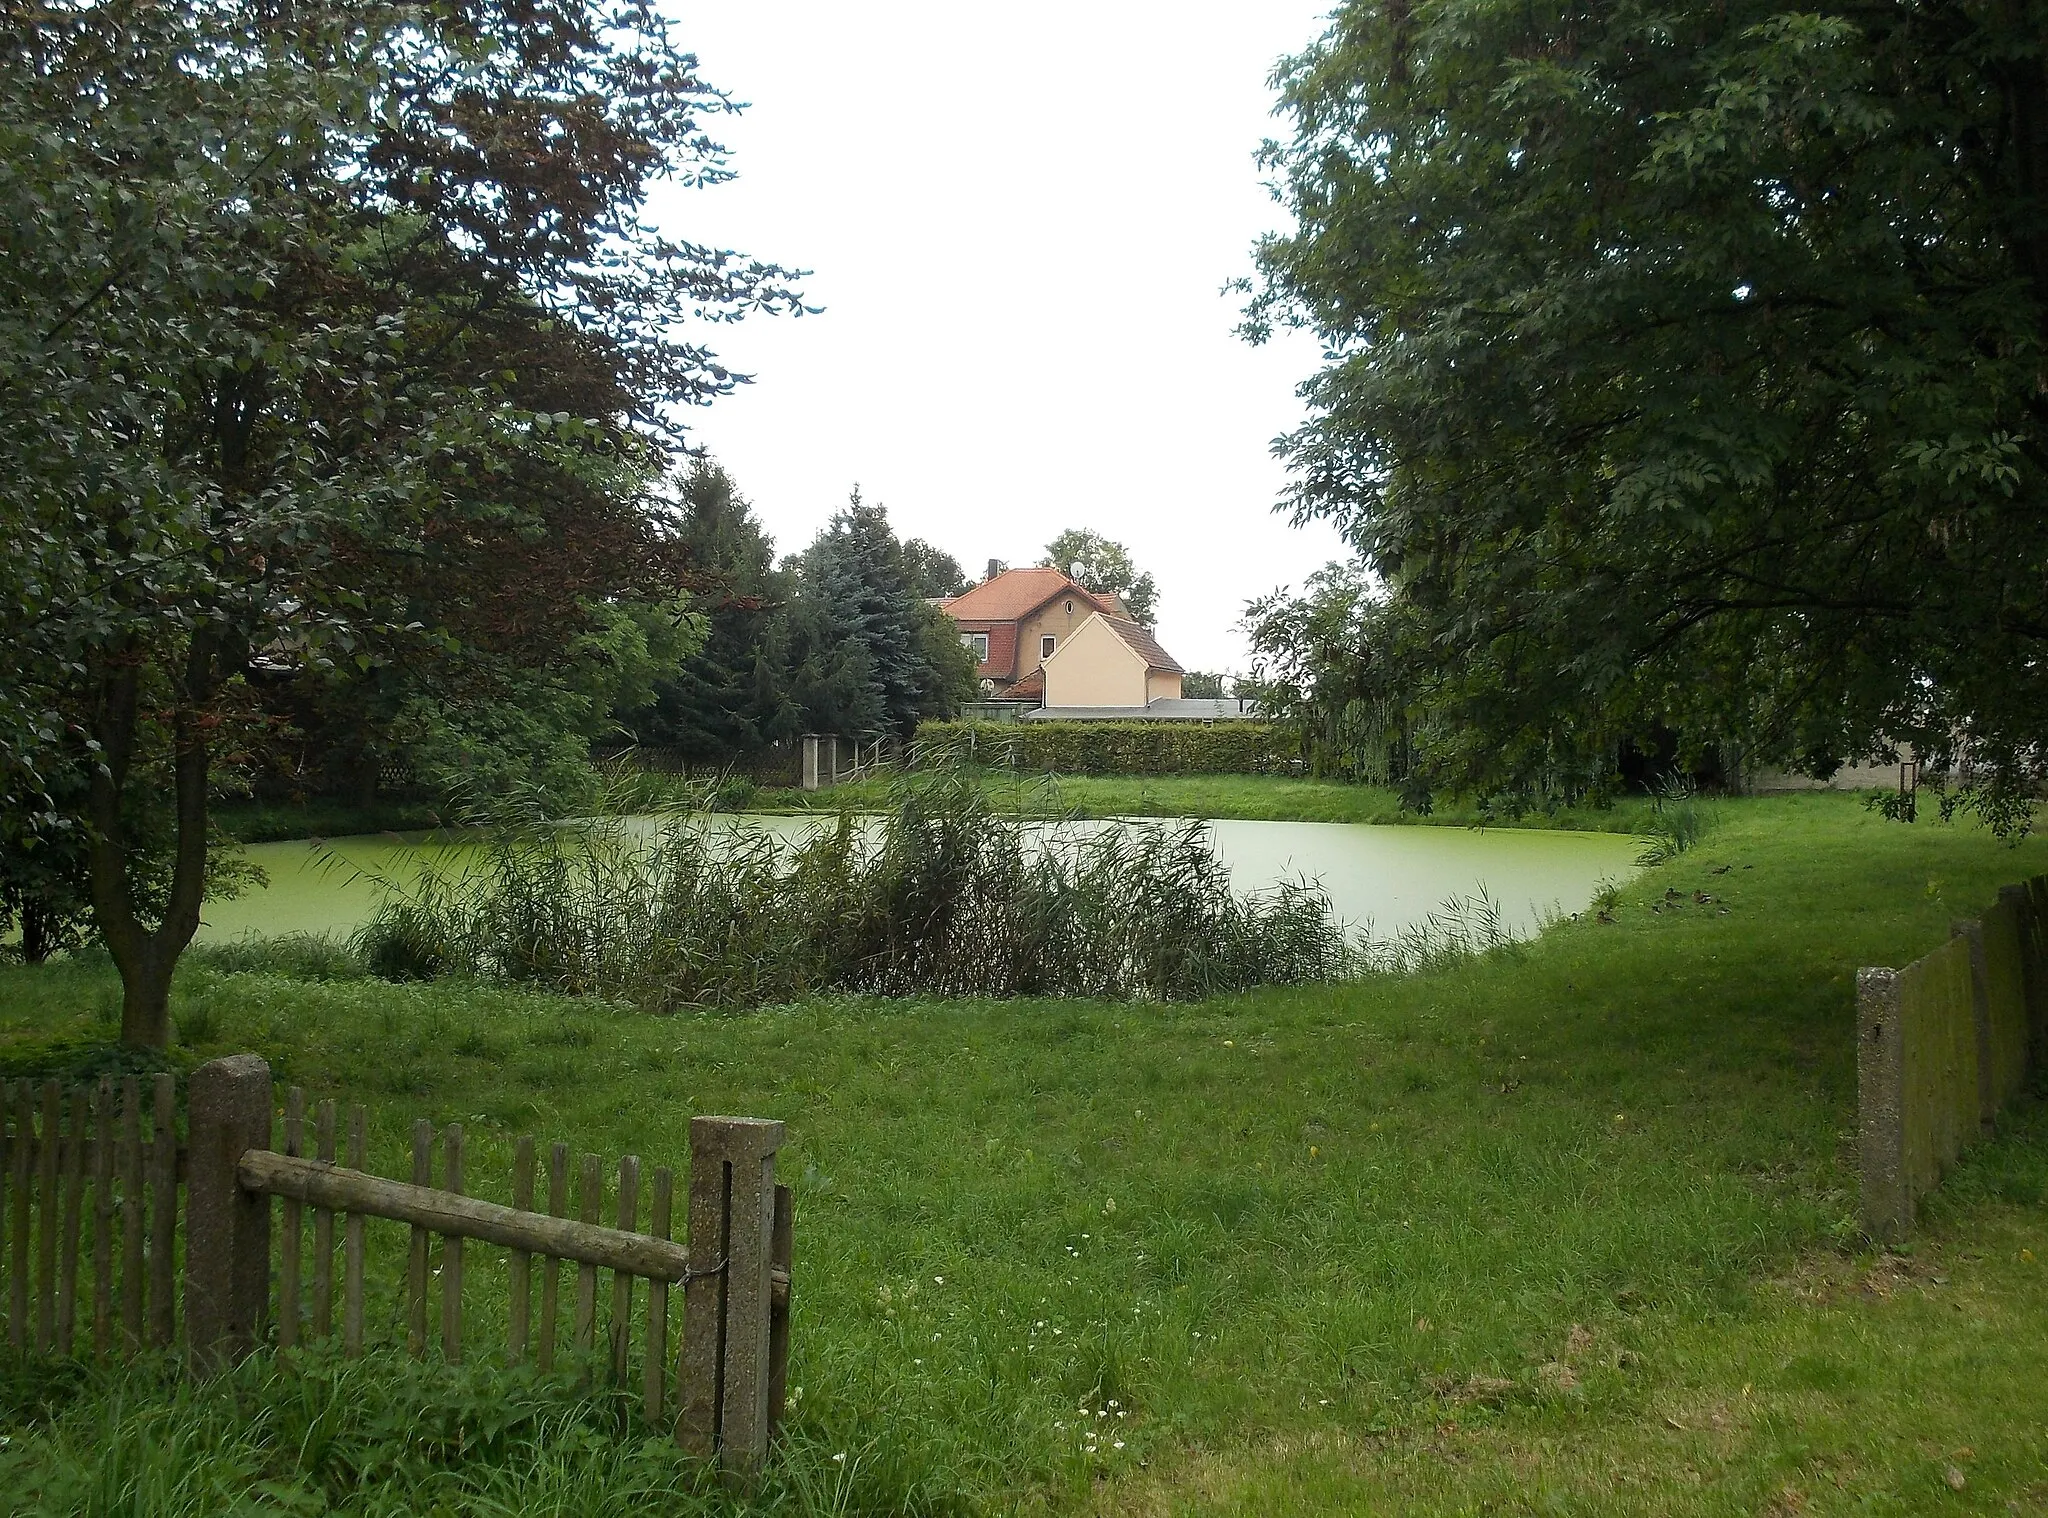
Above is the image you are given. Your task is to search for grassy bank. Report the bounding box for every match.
[3,793,2046,1514]
[215,796,447,844]
[755,770,1700,834]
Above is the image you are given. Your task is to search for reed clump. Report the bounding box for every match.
[351,770,1361,1010]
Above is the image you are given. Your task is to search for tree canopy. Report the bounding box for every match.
[1250,1,2048,826]
[1043,529,1159,625]
[0,0,801,1042]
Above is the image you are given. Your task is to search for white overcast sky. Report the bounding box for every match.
[653,2,1348,674]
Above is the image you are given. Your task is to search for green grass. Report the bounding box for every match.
[3,793,2046,1514]
[754,770,1701,835]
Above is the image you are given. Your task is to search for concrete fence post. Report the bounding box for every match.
[1857,967,1908,1244]
[183,1054,273,1370]
[678,1115,787,1477]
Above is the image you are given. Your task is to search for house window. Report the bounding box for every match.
[1064,600,1074,614]
[1040,635,1057,659]
[962,632,988,661]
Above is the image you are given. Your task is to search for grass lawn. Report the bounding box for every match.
[751,770,1678,833]
[2,791,2046,1514]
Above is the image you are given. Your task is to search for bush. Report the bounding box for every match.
[910,721,1297,777]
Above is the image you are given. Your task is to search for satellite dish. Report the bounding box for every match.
[1069,561,1085,580]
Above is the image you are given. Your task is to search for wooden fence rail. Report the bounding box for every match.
[0,1055,794,1475]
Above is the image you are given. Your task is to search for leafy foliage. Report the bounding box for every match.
[1042,530,1159,626]
[784,492,976,740]
[0,0,800,1041]
[1249,1,2048,830]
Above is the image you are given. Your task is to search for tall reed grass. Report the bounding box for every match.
[349,770,1364,1010]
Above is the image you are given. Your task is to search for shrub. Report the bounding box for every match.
[909,721,1298,777]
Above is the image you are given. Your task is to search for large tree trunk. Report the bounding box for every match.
[87,640,218,1051]
[20,900,55,965]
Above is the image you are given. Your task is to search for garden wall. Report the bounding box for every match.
[910,720,1298,777]
[1858,879,2047,1241]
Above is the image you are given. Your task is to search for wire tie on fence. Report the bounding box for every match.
[679,1255,726,1284]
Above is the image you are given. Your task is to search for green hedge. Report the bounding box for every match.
[911,720,1300,776]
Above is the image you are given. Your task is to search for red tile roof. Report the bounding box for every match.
[941,567,1108,623]
[1099,615,1184,674]
[1006,667,1045,700]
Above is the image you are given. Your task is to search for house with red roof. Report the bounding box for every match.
[938,565,1260,722]
[938,567,1138,702]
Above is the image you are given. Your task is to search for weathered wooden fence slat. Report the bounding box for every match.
[539,1139,566,1374]
[36,1080,59,1352]
[509,1136,534,1363]
[442,1124,464,1364]
[4,1082,23,1352]
[149,1073,178,1348]
[343,1105,366,1358]
[408,1120,430,1358]
[280,1088,304,1351]
[91,1078,113,1358]
[573,1152,600,1357]
[643,1166,673,1426]
[117,1077,143,1345]
[313,1099,336,1339]
[610,1155,638,1384]
[1,1056,794,1476]
[769,1181,794,1441]
[0,1082,13,1351]
[56,1084,87,1355]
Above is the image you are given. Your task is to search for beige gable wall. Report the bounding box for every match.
[1145,669,1183,703]
[1015,595,1098,681]
[1043,614,1149,706]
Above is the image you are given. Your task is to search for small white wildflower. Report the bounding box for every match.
[832,1452,846,1463]
[933,1275,944,1285]
[1113,1441,1125,1450]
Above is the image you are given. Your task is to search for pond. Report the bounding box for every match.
[194,815,1641,946]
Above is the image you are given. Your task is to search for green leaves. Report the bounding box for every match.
[1251,0,2048,821]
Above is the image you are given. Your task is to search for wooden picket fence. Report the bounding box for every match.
[1858,877,2048,1242]
[0,1054,793,1474]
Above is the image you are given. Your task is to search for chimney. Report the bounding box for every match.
[985,558,1002,582]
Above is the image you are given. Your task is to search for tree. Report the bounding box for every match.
[1249,2,2048,827]
[628,461,794,760]
[1243,566,1422,790]
[0,0,802,1046]
[1042,530,1159,626]
[789,491,976,738]
[902,539,972,599]
[1180,672,1230,700]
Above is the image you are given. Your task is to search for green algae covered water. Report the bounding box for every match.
[194,816,1640,946]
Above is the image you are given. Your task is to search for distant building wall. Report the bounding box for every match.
[1042,616,1148,707]
[1145,669,1182,703]
[1748,746,1918,793]
[1014,596,1098,685]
